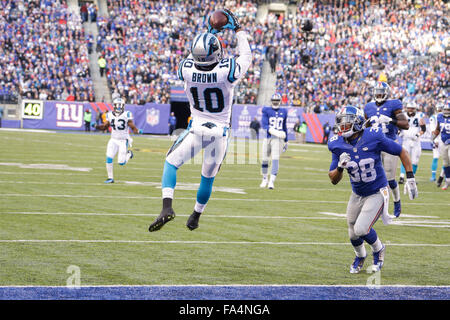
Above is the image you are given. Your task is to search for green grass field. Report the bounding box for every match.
[0,129,448,287]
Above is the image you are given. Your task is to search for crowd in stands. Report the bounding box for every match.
[0,0,447,111]
[96,0,262,105]
[0,0,95,103]
[272,0,449,113]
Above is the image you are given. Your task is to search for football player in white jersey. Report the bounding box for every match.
[429,103,444,183]
[95,98,140,183]
[398,101,426,185]
[148,10,251,232]
[259,93,288,189]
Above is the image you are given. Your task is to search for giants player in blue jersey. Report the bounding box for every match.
[328,106,417,273]
[364,82,409,217]
[432,102,450,190]
[260,93,288,189]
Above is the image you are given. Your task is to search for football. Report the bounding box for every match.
[209,10,228,31]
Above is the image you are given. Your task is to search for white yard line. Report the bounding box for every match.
[0,239,448,247]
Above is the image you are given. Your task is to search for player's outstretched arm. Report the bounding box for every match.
[392,109,409,130]
[233,29,252,81]
[96,121,110,131]
[329,168,343,185]
[128,120,140,134]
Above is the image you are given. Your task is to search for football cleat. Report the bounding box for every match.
[186,211,201,231]
[371,245,386,273]
[259,177,268,188]
[268,181,275,189]
[128,150,134,160]
[393,200,401,218]
[350,256,366,274]
[442,183,448,191]
[148,208,176,232]
[436,176,444,187]
[398,176,404,184]
[104,178,114,184]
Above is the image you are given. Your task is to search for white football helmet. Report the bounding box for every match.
[113,98,125,114]
[406,101,418,117]
[191,32,223,67]
[443,102,450,117]
[271,93,282,109]
[435,103,444,113]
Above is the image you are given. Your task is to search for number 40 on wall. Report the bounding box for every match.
[22,100,44,120]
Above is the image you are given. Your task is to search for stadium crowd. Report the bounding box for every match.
[272,0,449,112]
[0,0,447,110]
[0,0,95,103]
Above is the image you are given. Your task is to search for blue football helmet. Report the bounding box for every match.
[443,102,450,117]
[113,97,125,114]
[336,106,365,138]
[191,32,223,67]
[373,81,390,104]
[271,93,282,109]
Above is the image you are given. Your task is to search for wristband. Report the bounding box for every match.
[337,167,344,173]
[406,171,414,179]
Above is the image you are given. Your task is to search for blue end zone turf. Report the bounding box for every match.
[0,285,448,300]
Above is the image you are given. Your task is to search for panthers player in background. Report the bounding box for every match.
[328,106,417,274]
[429,103,444,183]
[398,101,426,186]
[432,102,450,190]
[95,97,140,183]
[148,10,251,232]
[364,82,409,217]
[260,93,288,189]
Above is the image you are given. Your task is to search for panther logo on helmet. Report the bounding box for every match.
[113,98,125,115]
[336,106,365,138]
[191,33,223,67]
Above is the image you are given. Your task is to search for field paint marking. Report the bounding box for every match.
[0,211,344,220]
[1,284,448,288]
[318,212,442,219]
[0,239,448,247]
[1,193,448,206]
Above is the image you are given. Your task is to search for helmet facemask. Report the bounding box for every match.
[271,93,282,110]
[113,99,125,115]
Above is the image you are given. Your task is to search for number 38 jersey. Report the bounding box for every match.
[177,31,252,128]
[106,111,133,140]
[328,128,403,197]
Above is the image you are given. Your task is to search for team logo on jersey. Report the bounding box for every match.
[146,108,160,126]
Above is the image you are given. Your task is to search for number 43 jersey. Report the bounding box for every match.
[328,128,403,197]
[106,111,133,140]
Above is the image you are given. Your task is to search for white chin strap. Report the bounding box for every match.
[341,128,355,138]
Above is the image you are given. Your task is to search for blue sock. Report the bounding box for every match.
[161,161,178,189]
[261,162,269,175]
[271,160,279,176]
[431,158,438,179]
[362,228,378,245]
[445,166,450,179]
[197,175,215,205]
[412,164,418,174]
[400,164,406,175]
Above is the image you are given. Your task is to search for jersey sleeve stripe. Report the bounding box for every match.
[177,59,185,81]
[227,58,237,83]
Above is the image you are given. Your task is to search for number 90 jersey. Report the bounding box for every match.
[106,111,133,140]
[328,128,403,197]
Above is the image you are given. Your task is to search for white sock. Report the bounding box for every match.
[106,163,113,179]
[262,174,268,180]
[125,151,132,163]
[370,239,383,253]
[194,202,206,213]
[269,174,277,184]
[162,187,174,199]
[353,243,367,258]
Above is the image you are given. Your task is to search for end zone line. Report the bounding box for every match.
[0,239,448,247]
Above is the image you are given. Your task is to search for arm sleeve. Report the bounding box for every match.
[232,31,252,81]
[329,151,339,171]
[177,59,185,81]
[261,109,269,130]
[283,113,288,142]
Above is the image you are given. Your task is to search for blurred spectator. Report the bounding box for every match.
[84,108,92,131]
[250,117,261,140]
[98,56,106,77]
[168,112,177,135]
[0,106,3,127]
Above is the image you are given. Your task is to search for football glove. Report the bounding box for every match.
[222,9,241,32]
[406,177,418,200]
[138,129,143,134]
[91,122,96,128]
[338,152,351,169]
[378,114,392,124]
